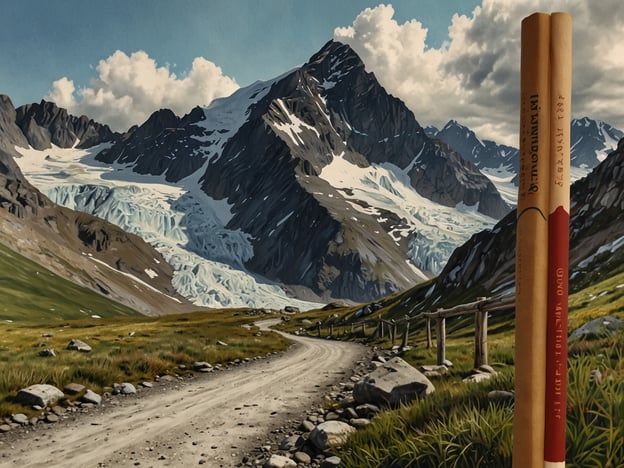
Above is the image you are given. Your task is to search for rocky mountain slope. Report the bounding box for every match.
[421,137,624,307]
[77,40,509,304]
[0,95,195,316]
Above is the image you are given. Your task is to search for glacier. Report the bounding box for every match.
[14,143,321,310]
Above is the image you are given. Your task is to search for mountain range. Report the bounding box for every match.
[426,118,623,204]
[2,39,622,313]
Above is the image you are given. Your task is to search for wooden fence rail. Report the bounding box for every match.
[314,294,516,368]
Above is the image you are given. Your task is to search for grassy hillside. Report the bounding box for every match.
[0,242,140,321]
[0,310,290,417]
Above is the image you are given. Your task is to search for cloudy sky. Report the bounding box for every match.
[2,0,623,146]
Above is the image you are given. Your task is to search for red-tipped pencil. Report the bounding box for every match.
[545,12,572,468]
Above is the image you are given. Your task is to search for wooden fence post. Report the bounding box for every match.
[361,322,366,337]
[329,323,334,337]
[436,316,446,365]
[317,322,322,338]
[401,319,410,348]
[474,309,488,368]
[426,318,432,349]
[391,320,397,346]
[380,319,385,339]
[351,323,354,334]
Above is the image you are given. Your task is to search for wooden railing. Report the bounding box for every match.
[312,295,516,368]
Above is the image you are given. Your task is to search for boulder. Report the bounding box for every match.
[67,339,92,352]
[38,348,56,357]
[569,316,624,342]
[353,357,435,406]
[309,421,356,451]
[15,384,64,408]
[193,361,213,372]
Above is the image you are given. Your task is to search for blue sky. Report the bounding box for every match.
[2,0,624,145]
[1,0,478,106]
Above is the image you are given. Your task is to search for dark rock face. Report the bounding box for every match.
[570,117,624,168]
[96,107,208,181]
[427,138,624,305]
[92,40,511,302]
[0,95,29,153]
[14,100,116,150]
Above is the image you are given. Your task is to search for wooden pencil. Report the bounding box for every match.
[513,12,551,468]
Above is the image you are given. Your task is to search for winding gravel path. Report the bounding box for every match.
[0,320,367,467]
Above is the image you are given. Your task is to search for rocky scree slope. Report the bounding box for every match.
[94,40,510,303]
[0,95,193,316]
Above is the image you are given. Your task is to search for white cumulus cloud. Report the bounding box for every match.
[46,50,239,132]
[335,1,624,146]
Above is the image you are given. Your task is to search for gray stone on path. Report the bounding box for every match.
[193,361,213,372]
[299,420,315,432]
[309,421,356,451]
[45,413,59,423]
[119,383,137,395]
[81,389,102,405]
[354,357,435,407]
[293,452,312,464]
[11,414,29,425]
[263,454,296,468]
[16,384,64,408]
[0,424,11,433]
[67,339,92,352]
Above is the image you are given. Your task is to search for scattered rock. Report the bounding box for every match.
[349,418,371,429]
[141,382,154,388]
[45,413,59,423]
[217,341,228,347]
[0,424,11,433]
[38,348,56,357]
[420,364,448,377]
[442,359,454,368]
[66,339,92,353]
[463,373,493,383]
[487,390,515,404]
[64,383,86,395]
[299,420,315,432]
[321,456,342,467]
[353,357,435,406]
[193,362,213,372]
[477,364,497,375]
[309,421,356,451]
[119,383,137,395]
[15,384,64,408]
[11,414,29,425]
[263,454,296,468]
[355,403,380,418]
[293,451,312,464]
[81,389,102,405]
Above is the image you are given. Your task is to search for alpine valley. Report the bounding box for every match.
[2,40,622,311]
